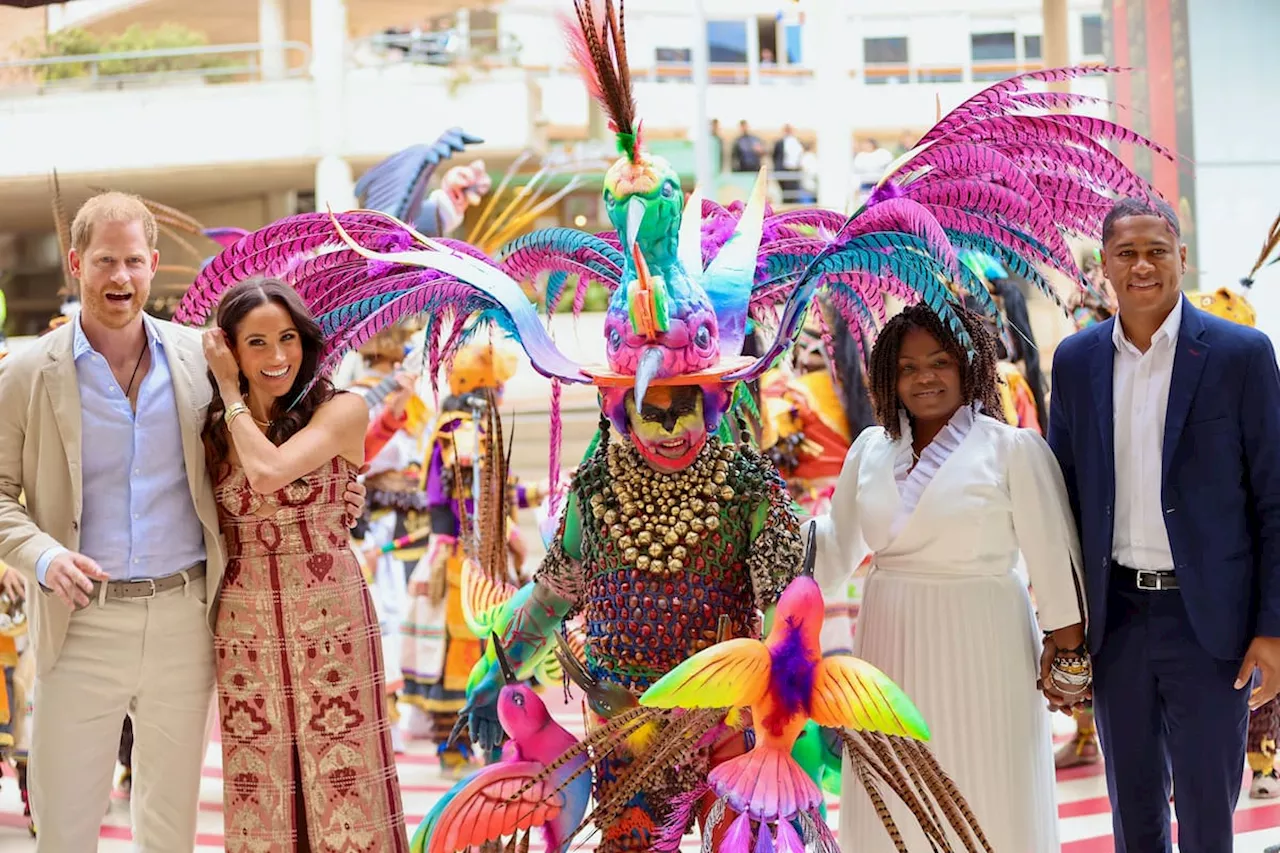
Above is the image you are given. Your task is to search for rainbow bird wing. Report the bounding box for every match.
[424,761,578,853]
[809,654,930,740]
[639,638,771,709]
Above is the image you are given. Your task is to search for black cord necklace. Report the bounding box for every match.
[122,334,147,401]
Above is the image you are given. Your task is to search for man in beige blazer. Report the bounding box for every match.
[0,193,361,851]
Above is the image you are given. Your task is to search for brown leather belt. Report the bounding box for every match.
[91,564,206,601]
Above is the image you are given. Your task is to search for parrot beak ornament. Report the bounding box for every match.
[801,524,817,579]
[493,632,519,685]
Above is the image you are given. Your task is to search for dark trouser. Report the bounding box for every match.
[1093,581,1250,853]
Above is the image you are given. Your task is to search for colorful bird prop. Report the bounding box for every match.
[412,636,592,853]
[355,127,485,232]
[638,528,988,853]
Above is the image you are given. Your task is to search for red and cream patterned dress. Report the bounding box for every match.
[215,456,408,852]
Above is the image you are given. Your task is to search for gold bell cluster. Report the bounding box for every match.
[594,443,737,576]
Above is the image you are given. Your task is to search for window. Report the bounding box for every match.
[1081,14,1103,56]
[785,24,802,65]
[1023,35,1043,60]
[706,20,748,63]
[971,32,1016,61]
[655,47,691,63]
[863,36,908,64]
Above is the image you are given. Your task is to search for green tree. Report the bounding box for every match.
[22,24,232,83]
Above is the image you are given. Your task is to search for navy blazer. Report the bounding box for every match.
[1048,297,1280,660]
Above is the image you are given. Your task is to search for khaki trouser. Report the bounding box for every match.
[31,575,214,852]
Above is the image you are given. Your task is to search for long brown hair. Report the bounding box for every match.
[868,303,1003,440]
[203,278,335,474]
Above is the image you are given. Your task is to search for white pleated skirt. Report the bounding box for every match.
[841,564,1061,853]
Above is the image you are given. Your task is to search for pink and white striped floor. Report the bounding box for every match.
[0,691,1274,852]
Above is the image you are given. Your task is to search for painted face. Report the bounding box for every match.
[624,385,708,472]
[1102,214,1186,328]
[68,219,157,332]
[895,326,964,426]
[233,302,305,402]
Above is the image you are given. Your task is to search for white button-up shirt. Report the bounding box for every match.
[1111,299,1182,571]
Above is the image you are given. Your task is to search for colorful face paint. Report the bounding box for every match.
[624,385,707,472]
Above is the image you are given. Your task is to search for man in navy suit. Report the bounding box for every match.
[1047,197,1280,852]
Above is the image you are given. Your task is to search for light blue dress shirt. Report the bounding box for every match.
[36,315,207,585]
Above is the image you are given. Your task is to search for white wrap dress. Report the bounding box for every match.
[811,406,1084,853]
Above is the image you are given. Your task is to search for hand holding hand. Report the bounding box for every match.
[44,552,110,609]
[1236,636,1280,710]
[1038,636,1084,717]
[201,329,241,398]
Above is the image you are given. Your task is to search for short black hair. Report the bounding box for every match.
[1101,197,1181,244]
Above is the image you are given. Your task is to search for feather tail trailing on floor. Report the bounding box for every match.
[840,730,992,852]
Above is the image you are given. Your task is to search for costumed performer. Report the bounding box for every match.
[399,341,542,776]
[357,368,432,754]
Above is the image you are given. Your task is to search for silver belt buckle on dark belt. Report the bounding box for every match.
[1135,570,1177,591]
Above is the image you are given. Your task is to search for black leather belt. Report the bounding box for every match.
[1115,564,1179,591]
[90,564,206,601]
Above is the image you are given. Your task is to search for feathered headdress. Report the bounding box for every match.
[563,0,640,161]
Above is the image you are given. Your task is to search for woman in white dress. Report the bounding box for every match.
[811,304,1088,853]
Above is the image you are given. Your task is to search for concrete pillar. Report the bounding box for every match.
[311,0,356,211]
[809,2,854,212]
[691,0,713,193]
[315,156,357,213]
[258,0,287,80]
[1042,0,1069,92]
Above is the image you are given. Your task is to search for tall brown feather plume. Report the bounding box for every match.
[49,170,76,298]
[839,730,994,852]
[1246,210,1280,283]
[570,0,636,139]
[570,708,723,836]
[845,731,953,849]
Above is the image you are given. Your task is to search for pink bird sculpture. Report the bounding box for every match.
[413,635,591,853]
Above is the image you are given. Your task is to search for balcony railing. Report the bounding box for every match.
[0,41,312,96]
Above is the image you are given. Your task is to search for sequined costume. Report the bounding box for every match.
[532,433,800,850]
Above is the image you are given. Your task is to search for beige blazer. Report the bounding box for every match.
[0,318,225,676]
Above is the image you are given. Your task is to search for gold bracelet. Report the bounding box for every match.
[224,402,249,426]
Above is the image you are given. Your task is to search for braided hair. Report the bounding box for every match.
[868,303,1003,440]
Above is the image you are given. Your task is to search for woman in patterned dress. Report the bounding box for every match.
[202,279,409,853]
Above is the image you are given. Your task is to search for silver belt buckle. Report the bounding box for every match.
[132,578,158,600]
[1135,570,1170,591]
